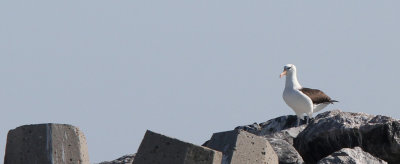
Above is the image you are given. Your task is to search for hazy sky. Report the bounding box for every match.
[1,1,399,163]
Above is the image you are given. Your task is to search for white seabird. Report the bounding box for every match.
[280,64,338,124]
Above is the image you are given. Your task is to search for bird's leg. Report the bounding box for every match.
[306,113,312,125]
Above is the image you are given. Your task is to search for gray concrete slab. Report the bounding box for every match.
[205,129,278,164]
[4,123,89,164]
[133,130,222,164]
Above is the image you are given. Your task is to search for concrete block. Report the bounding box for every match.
[205,129,278,164]
[4,123,90,164]
[133,130,222,164]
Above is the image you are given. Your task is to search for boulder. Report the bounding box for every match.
[268,138,304,164]
[204,129,278,164]
[257,115,309,135]
[236,116,307,145]
[317,147,387,164]
[98,154,135,164]
[235,115,309,136]
[133,130,222,164]
[4,123,90,164]
[294,110,400,164]
[235,116,306,164]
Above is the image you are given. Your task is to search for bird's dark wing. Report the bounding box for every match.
[299,87,338,104]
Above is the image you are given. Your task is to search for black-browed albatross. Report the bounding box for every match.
[280,64,338,125]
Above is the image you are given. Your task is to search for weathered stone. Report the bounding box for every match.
[264,126,306,146]
[257,115,309,135]
[235,122,262,134]
[236,116,308,144]
[235,116,306,164]
[294,110,400,164]
[267,138,304,164]
[4,123,90,164]
[317,147,387,164]
[98,154,135,164]
[204,129,278,164]
[133,130,222,164]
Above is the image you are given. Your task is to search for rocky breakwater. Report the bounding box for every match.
[10,110,393,164]
[127,109,400,164]
[102,110,400,164]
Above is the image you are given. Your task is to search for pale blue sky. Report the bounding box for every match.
[1,1,399,163]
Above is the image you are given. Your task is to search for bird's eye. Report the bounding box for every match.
[287,67,291,70]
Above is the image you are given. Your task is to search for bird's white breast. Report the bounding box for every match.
[282,88,313,119]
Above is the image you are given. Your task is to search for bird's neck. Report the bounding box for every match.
[285,72,302,89]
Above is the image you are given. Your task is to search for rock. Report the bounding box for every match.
[235,116,306,164]
[133,130,222,164]
[236,116,308,144]
[235,122,262,134]
[263,126,306,146]
[317,147,387,164]
[257,115,309,135]
[267,138,304,164]
[204,129,278,164]
[294,110,400,164]
[4,123,90,164]
[98,154,135,164]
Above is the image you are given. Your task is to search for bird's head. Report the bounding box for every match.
[280,64,296,78]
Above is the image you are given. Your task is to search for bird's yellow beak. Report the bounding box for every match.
[280,70,287,78]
